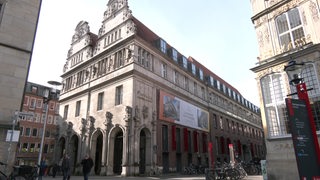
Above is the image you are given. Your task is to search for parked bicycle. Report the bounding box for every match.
[211,161,247,180]
[241,161,259,175]
[149,166,162,176]
[0,162,25,180]
[17,165,38,180]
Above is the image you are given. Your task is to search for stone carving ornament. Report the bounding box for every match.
[309,1,319,21]
[142,105,148,119]
[71,21,90,43]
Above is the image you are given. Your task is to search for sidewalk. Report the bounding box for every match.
[43,174,263,180]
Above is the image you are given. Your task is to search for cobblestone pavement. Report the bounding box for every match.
[43,174,263,180]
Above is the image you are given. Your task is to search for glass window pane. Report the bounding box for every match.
[261,74,288,137]
[272,74,285,102]
[279,33,291,48]
[288,8,301,28]
[302,64,320,97]
[292,28,305,42]
[276,14,289,34]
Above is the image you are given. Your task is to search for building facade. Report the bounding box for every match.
[0,0,42,167]
[15,82,60,166]
[250,0,320,179]
[58,0,264,176]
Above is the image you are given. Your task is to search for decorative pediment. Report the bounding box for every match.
[104,0,129,20]
[71,21,90,43]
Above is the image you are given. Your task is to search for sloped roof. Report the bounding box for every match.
[132,16,240,94]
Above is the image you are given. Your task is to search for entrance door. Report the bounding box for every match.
[95,133,103,175]
[176,153,182,173]
[113,131,123,174]
[139,131,146,174]
[70,135,79,174]
[162,152,169,174]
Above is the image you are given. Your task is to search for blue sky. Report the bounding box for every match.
[29,0,260,105]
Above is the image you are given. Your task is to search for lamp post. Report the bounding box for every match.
[284,60,320,179]
[37,81,61,172]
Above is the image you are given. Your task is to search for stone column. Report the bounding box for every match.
[122,106,132,176]
[151,110,157,168]
[80,118,88,160]
[133,105,141,174]
[66,122,73,155]
[88,116,96,153]
[103,111,113,175]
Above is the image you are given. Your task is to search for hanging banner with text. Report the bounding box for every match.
[285,98,320,179]
[159,91,209,132]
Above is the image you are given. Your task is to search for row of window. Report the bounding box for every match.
[19,112,58,125]
[23,96,59,113]
[212,113,263,140]
[63,48,130,92]
[18,142,54,154]
[20,126,55,138]
[161,125,208,154]
[157,39,258,113]
[137,47,154,70]
[160,61,260,124]
[70,51,84,67]
[209,92,260,124]
[63,85,123,118]
[102,28,121,48]
[214,136,264,158]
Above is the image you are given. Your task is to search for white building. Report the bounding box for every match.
[58,0,263,176]
[250,0,320,179]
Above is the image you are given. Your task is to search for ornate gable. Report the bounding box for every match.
[71,21,90,44]
[104,0,129,20]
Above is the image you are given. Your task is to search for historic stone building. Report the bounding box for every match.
[58,0,264,176]
[250,0,320,179]
[0,0,42,167]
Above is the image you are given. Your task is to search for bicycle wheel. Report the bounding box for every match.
[225,168,240,180]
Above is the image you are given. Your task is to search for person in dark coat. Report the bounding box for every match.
[52,163,58,178]
[81,154,94,180]
[61,154,71,180]
[38,158,47,180]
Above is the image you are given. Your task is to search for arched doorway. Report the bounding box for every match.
[139,130,146,174]
[138,128,151,175]
[94,132,103,175]
[113,131,123,175]
[242,144,251,162]
[69,135,79,174]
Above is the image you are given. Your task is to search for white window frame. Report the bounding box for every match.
[97,92,104,110]
[115,85,123,105]
[275,7,305,51]
[75,100,81,117]
[161,63,167,78]
[261,73,289,137]
[29,98,36,109]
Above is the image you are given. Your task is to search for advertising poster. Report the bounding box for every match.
[159,91,209,132]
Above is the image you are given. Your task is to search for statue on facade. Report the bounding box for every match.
[142,105,148,119]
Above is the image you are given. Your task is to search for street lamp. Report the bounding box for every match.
[37,81,61,170]
[284,59,320,178]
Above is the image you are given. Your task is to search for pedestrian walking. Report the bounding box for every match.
[52,163,58,178]
[38,158,47,180]
[61,154,71,180]
[81,154,94,180]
